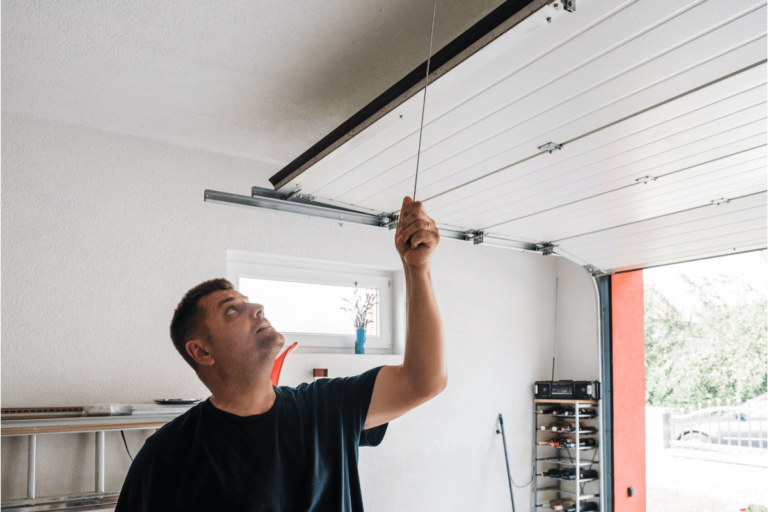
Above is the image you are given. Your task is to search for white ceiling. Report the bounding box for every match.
[274,0,768,272]
[1,0,503,166]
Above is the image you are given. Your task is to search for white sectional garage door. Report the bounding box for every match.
[270,0,767,273]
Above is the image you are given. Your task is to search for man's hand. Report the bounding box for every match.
[364,196,446,430]
[395,196,440,269]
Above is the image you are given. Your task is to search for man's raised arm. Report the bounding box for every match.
[365,196,447,430]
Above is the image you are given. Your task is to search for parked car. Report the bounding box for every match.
[673,395,767,450]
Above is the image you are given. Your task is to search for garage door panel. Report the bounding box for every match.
[494,176,767,241]
[589,231,767,271]
[362,45,768,215]
[561,193,768,250]
[437,116,767,227]
[430,135,767,232]
[451,151,767,230]
[401,109,766,225]
[572,216,767,261]
[604,241,767,272]
[489,159,766,235]
[315,3,767,207]
[483,153,766,233]
[499,179,767,243]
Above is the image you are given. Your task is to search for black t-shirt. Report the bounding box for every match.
[116,366,388,512]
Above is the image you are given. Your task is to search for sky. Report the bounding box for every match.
[643,250,768,316]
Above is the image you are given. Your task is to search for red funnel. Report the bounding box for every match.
[270,342,298,386]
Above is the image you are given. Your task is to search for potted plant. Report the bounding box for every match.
[340,288,377,354]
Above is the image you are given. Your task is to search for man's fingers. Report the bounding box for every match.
[400,198,424,220]
[397,219,432,245]
[397,202,427,236]
[408,229,438,249]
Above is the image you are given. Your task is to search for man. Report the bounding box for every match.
[116,196,446,511]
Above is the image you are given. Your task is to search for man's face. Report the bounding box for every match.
[197,289,285,374]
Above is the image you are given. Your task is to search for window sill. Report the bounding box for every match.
[277,353,404,387]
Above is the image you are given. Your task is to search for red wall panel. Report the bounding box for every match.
[611,271,646,511]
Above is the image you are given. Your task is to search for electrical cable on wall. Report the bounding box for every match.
[496,413,535,511]
[121,430,134,461]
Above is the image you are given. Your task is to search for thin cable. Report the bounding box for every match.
[120,430,134,461]
[498,414,516,511]
[413,0,438,202]
[551,278,558,382]
[497,414,534,491]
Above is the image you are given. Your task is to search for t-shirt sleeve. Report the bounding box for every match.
[338,365,388,447]
[115,442,178,512]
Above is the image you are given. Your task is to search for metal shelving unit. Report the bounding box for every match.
[1,404,196,512]
[533,399,600,511]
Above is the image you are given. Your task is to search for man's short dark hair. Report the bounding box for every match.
[170,278,234,370]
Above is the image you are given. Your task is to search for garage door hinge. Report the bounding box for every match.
[635,175,657,184]
[285,188,313,201]
[464,230,485,245]
[710,197,731,206]
[538,142,563,154]
[535,242,558,255]
[562,0,576,13]
[584,264,613,277]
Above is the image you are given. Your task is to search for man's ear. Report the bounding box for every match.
[186,339,215,367]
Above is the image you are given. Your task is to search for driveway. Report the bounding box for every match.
[646,447,767,511]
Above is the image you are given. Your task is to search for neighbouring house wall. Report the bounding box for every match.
[2,113,560,511]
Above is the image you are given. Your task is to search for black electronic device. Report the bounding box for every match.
[534,380,600,400]
[575,381,600,400]
[533,381,551,398]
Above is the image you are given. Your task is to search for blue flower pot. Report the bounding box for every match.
[355,328,366,354]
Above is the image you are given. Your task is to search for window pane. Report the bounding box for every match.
[239,277,379,336]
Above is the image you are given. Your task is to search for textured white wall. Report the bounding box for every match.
[2,113,564,510]
[554,257,600,381]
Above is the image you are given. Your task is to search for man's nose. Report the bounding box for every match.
[249,302,264,317]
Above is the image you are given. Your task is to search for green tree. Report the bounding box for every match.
[644,271,767,407]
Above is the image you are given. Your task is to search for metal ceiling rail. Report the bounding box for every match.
[203,189,540,253]
[204,189,395,228]
[418,59,768,206]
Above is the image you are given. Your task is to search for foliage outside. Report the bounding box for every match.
[644,264,768,408]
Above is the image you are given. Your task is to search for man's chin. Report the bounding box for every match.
[257,329,285,352]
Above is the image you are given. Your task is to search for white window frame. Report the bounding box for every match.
[226,250,394,352]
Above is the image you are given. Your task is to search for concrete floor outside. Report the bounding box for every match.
[646,446,767,511]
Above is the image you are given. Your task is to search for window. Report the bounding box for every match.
[226,251,395,352]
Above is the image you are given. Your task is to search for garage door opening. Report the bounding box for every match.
[643,251,767,511]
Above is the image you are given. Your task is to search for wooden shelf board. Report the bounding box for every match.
[2,421,168,436]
